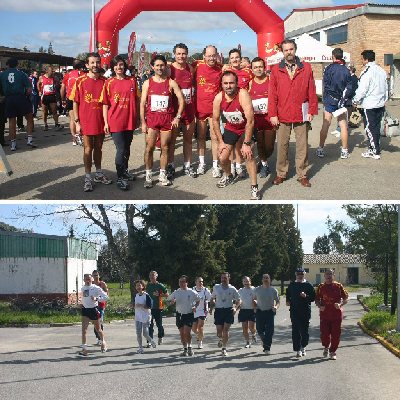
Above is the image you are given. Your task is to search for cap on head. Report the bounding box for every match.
[295,267,305,274]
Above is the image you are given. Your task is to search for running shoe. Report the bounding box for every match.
[43,124,49,131]
[94,173,113,185]
[144,175,153,189]
[330,129,340,136]
[116,178,129,191]
[323,348,329,357]
[329,352,337,360]
[183,165,198,178]
[146,342,151,348]
[251,335,257,344]
[216,174,234,188]
[361,149,380,160]
[75,134,83,146]
[72,140,77,146]
[187,347,194,356]
[158,338,163,345]
[78,350,89,357]
[296,351,302,358]
[26,141,37,148]
[198,341,203,349]
[150,340,157,348]
[181,348,188,356]
[263,349,270,355]
[235,165,247,180]
[316,147,325,158]
[212,166,222,178]
[55,124,64,131]
[197,163,206,175]
[301,347,306,357]
[10,141,17,151]
[158,172,172,186]
[217,339,223,348]
[122,170,136,181]
[101,343,107,353]
[244,342,251,349]
[250,186,261,200]
[259,164,270,178]
[221,348,228,356]
[95,340,102,346]
[340,148,349,159]
[136,347,144,354]
[83,178,93,192]
[166,164,175,180]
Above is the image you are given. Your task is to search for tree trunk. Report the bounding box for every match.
[384,253,389,306]
[390,256,397,315]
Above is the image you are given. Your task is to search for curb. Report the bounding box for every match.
[358,320,400,359]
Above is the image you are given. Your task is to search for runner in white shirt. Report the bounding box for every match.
[167,275,200,356]
[192,276,212,349]
[211,272,241,356]
[133,280,157,354]
[79,273,109,356]
[238,276,257,348]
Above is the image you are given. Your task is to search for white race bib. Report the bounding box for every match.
[44,84,54,94]
[181,88,192,104]
[223,110,244,125]
[252,98,268,114]
[150,95,169,112]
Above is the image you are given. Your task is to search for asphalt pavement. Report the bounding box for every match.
[0,292,399,400]
[1,101,399,200]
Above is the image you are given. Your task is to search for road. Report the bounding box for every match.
[0,101,399,200]
[0,294,399,400]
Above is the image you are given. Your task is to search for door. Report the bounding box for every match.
[347,268,359,285]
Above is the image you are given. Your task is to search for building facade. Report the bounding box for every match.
[0,231,98,303]
[285,3,400,98]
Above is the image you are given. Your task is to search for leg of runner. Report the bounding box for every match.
[25,112,34,146]
[196,119,207,173]
[93,134,112,185]
[8,117,17,150]
[208,117,221,177]
[221,323,231,355]
[68,110,78,144]
[159,130,172,186]
[196,318,205,348]
[42,103,49,130]
[49,102,60,128]
[80,316,90,355]
[83,135,94,191]
[94,318,106,352]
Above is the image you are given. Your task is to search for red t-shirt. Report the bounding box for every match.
[63,70,81,98]
[193,60,222,115]
[225,66,254,90]
[70,74,105,135]
[316,282,349,321]
[100,76,139,132]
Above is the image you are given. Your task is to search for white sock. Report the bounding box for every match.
[235,162,241,169]
[261,160,268,166]
[95,169,102,175]
[184,161,190,169]
[231,163,235,173]
[213,160,218,168]
[160,169,166,174]
[27,135,33,143]
[145,169,152,177]
[199,156,205,165]
[85,173,91,180]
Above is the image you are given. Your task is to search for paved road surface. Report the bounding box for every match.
[0,295,399,400]
[1,101,399,200]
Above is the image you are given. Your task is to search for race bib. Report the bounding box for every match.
[150,95,169,112]
[252,98,268,114]
[223,110,244,125]
[44,84,54,94]
[181,88,192,104]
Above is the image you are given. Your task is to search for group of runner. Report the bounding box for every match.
[80,269,349,361]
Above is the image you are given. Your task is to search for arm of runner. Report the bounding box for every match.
[140,79,149,134]
[73,101,81,134]
[240,89,255,160]
[212,92,228,157]
[102,104,110,135]
[170,79,185,129]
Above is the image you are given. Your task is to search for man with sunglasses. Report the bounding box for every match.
[286,267,315,358]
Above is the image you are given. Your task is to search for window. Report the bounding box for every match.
[304,268,310,273]
[326,25,348,45]
[310,32,320,41]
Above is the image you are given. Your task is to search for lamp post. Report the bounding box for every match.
[91,0,96,52]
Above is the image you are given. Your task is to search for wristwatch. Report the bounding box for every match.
[175,114,181,119]
[243,140,253,146]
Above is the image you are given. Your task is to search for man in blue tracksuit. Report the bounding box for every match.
[286,267,315,358]
[353,49,388,160]
[316,48,354,160]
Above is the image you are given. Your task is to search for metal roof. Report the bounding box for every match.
[303,253,365,264]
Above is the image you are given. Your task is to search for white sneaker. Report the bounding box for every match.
[158,172,172,186]
[329,352,337,360]
[340,148,349,159]
[101,342,108,353]
[301,347,306,357]
[181,348,188,356]
[96,340,102,346]
[250,186,261,200]
[323,348,329,357]
[198,341,203,349]
[144,174,153,188]
[296,350,302,358]
[187,347,194,356]
[361,149,380,160]
[136,347,144,354]
[235,166,247,180]
[221,348,228,356]
[197,164,206,175]
[244,342,251,349]
[330,129,340,136]
[11,142,17,151]
[217,339,223,348]
[316,147,325,158]
[263,349,270,355]
[212,166,222,178]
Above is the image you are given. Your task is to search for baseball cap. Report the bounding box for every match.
[295,267,305,274]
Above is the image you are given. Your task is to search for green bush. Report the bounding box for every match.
[362,293,385,311]
[362,311,395,334]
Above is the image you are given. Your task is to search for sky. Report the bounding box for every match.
[0,203,354,253]
[1,0,397,59]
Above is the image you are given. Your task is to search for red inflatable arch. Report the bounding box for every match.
[93,0,284,66]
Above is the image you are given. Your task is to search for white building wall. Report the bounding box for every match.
[285,10,349,33]
[0,257,66,294]
[66,258,97,296]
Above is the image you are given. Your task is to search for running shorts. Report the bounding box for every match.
[176,312,195,329]
[214,307,235,326]
[147,113,173,131]
[238,309,256,323]
[81,306,101,321]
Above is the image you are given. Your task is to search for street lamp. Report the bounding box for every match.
[91,0,96,52]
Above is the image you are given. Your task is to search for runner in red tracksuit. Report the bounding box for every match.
[315,269,349,360]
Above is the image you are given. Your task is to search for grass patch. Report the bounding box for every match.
[360,292,400,351]
[344,285,372,293]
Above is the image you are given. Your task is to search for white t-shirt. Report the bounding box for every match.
[167,288,200,314]
[238,286,256,309]
[192,286,212,317]
[134,292,152,323]
[81,284,108,308]
[211,284,240,309]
